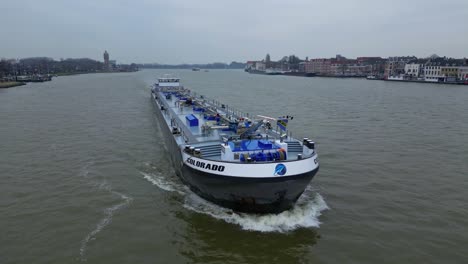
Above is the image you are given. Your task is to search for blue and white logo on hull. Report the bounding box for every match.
[274,164,287,176]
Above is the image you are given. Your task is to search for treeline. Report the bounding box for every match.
[138,61,246,69]
[0,57,106,77]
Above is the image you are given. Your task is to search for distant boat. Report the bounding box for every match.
[247,69,267,75]
[282,71,316,77]
[366,75,377,80]
[387,76,405,81]
[204,70,209,72]
[265,69,282,75]
[192,68,200,71]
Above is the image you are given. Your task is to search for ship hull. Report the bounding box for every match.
[181,164,318,214]
[151,94,185,178]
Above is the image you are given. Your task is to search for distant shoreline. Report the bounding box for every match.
[55,70,138,76]
[1,70,138,88]
[0,82,26,89]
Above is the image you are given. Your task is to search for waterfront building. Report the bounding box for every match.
[245,61,256,71]
[303,55,387,76]
[458,66,468,81]
[298,62,306,72]
[255,61,266,71]
[303,60,313,73]
[356,57,386,76]
[440,66,459,82]
[304,58,331,75]
[424,65,443,82]
[109,60,117,70]
[345,63,372,76]
[335,54,346,61]
[244,54,468,83]
[328,55,349,75]
[424,65,460,82]
[404,60,426,79]
[329,61,346,76]
[424,57,467,82]
[103,50,110,71]
[265,54,271,68]
[384,56,416,78]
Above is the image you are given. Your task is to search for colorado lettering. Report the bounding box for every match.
[186,158,225,172]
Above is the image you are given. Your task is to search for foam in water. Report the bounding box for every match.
[140,171,186,195]
[140,168,328,233]
[183,190,328,233]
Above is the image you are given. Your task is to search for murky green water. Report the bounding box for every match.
[1,70,467,263]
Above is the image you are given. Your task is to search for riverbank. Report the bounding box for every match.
[1,70,139,88]
[0,82,26,89]
[56,71,106,76]
[56,70,138,76]
[247,70,366,79]
[368,78,468,85]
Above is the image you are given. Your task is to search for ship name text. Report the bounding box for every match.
[186,158,225,172]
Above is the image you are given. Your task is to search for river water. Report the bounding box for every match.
[1,70,467,264]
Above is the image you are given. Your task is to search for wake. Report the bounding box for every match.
[78,162,133,261]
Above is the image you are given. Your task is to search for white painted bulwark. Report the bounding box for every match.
[220,144,234,161]
[157,77,180,87]
[182,152,319,178]
[275,140,288,153]
[158,82,180,87]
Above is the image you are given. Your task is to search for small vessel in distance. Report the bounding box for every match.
[192,68,200,71]
[282,71,317,77]
[151,76,319,214]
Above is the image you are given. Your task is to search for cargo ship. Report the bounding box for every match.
[151,76,319,214]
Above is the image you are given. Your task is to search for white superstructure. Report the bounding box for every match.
[157,77,180,87]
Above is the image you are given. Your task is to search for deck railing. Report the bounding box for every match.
[158,87,298,143]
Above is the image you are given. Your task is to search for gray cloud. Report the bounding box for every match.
[1,0,467,63]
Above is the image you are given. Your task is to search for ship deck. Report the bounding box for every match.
[154,91,306,161]
[157,91,238,143]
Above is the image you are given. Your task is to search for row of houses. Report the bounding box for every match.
[389,56,468,82]
[246,55,386,76]
[246,55,468,82]
[301,56,386,77]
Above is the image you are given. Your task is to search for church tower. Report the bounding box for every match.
[103,50,109,70]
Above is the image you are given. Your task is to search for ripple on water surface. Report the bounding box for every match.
[78,162,133,261]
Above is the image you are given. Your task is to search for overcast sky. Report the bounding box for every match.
[1,0,467,64]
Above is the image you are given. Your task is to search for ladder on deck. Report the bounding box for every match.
[198,144,222,158]
[285,141,303,153]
